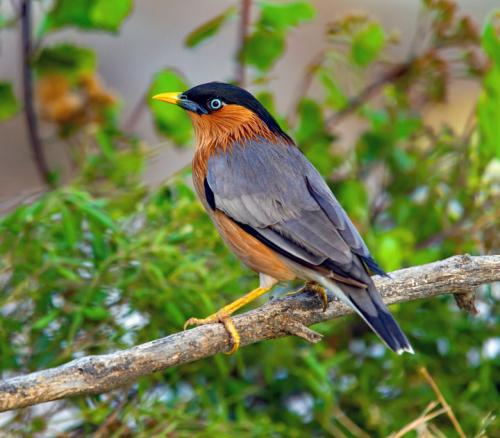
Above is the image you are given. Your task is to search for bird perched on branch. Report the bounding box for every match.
[153,82,413,355]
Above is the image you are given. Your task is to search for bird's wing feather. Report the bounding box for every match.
[206,139,383,281]
[305,170,387,276]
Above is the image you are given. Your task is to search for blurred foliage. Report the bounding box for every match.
[184,6,237,48]
[35,44,97,79]
[42,0,132,33]
[244,1,315,72]
[147,69,192,146]
[478,11,500,161]
[0,82,19,121]
[0,0,499,436]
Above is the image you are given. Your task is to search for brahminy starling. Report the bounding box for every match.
[153,82,413,355]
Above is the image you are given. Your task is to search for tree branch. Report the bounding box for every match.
[326,61,413,127]
[0,254,498,412]
[20,0,51,184]
[235,0,251,87]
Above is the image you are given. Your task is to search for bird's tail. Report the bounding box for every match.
[319,277,414,355]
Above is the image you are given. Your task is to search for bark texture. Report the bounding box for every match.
[0,254,498,412]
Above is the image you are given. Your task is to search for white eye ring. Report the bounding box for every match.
[209,98,223,110]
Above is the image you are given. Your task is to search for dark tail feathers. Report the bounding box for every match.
[339,282,414,355]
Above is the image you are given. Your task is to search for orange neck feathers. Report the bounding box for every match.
[189,104,288,154]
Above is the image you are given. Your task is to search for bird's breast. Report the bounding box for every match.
[192,148,211,210]
[211,210,296,281]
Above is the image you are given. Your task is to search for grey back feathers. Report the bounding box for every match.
[206,139,379,280]
[207,140,318,226]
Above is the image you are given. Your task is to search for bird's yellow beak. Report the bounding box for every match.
[152,91,208,114]
[152,92,182,105]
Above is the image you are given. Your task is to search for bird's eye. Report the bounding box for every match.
[209,98,223,110]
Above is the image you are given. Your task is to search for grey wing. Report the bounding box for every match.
[304,169,386,276]
[206,139,385,282]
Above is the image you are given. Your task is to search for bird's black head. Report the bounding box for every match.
[153,82,290,140]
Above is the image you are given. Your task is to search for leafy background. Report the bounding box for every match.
[0,0,499,436]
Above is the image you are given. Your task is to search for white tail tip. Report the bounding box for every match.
[396,345,415,355]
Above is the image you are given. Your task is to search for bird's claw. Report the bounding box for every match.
[183,317,202,331]
[308,283,329,312]
[288,281,329,312]
[184,311,240,355]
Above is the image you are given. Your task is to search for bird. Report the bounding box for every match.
[153,82,413,355]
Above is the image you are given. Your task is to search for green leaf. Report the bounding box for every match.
[83,306,109,321]
[478,12,500,160]
[80,203,116,231]
[245,29,285,71]
[46,0,132,33]
[374,229,415,271]
[90,0,133,33]
[0,14,10,30]
[336,180,368,223]
[244,1,314,71]
[318,69,347,109]
[0,82,19,121]
[145,264,166,288]
[45,0,93,30]
[377,235,402,271]
[147,69,192,145]
[57,266,79,281]
[259,1,315,30]
[185,7,235,48]
[35,44,96,79]
[391,148,416,172]
[478,67,500,160]
[481,11,500,66]
[256,91,288,129]
[295,98,336,175]
[65,193,117,231]
[95,128,116,160]
[164,301,186,326]
[295,98,324,143]
[351,22,385,67]
[33,310,59,330]
[255,91,277,117]
[61,205,79,249]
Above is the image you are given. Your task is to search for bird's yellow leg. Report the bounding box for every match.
[184,286,271,354]
[288,281,329,311]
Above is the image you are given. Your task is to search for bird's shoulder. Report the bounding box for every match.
[206,138,319,224]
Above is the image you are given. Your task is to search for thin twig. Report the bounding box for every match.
[332,407,371,438]
[20,0,51,184]
[286,50,325,125]
[389,400,439,437]
[392,407,447,438]
[419,367,467,438]
[326,62,414,127]
[93,390,134,438]
[235,0,252,87]
[123,90,148,133]
[0,254,498,412]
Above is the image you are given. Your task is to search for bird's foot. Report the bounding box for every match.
[184,311,241,354]
[184,286,272,355]
[288,281,329,311]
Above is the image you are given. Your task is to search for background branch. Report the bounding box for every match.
[235,0,252,87]
[327,61,414,127]
[20,0,51,184]
[0,254,498,412]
